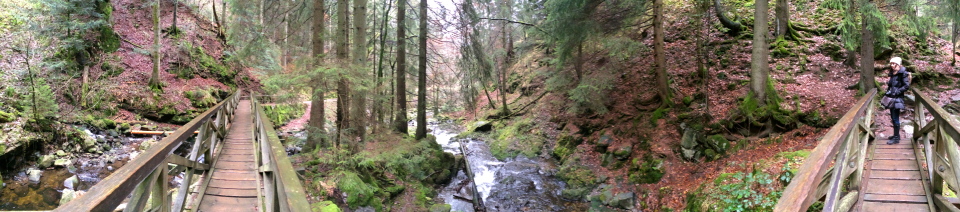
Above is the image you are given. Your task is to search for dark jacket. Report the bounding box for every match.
[885,66,910,109]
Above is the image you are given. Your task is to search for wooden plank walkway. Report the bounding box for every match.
[859,138,930,211]
[196,100,260,211]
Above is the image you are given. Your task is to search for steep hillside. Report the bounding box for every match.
[461,0,960,210]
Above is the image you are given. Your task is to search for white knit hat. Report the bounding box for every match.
[890,57,902,66]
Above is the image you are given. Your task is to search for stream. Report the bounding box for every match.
[431,123,587,212]
[0,127,155,210]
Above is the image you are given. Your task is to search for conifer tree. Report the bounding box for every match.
[415,0,428,140]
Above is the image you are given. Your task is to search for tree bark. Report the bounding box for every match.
[173,0,178,32]
[149,0,162,89]
[353,0,368,142]
[498,20,510,116]
[859,16,875,92]
[654,0,670,107]
[374,0,392,133]
[415,0,428,140]
[394,0,409,134]
[335,0,351,146]
[305,0,327,152]
[714,0,742,36]
[774,0,789,38]
[750,0,770,104]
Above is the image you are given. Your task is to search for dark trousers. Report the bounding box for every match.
[890,107,901,138]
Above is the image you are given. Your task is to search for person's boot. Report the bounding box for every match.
[887,125,901,145]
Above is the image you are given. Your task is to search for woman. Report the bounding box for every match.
[885,57,910,145]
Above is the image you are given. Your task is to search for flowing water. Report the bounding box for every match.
[431,123,587,212]
[0,127,153,210]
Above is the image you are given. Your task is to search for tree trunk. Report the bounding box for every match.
[953,22,958,66]
[498,21,510,116]
[859,16,875,92]
[714,0,742,36]
[654,0,670,107]
[750,0,770,104]
[335,0,351,146]
[173,0,178,32]
[353,0,368,142]
[394,0,409,134]
[305,0,327,152]
[149,0,162,89]
[374,0,392,133]
[774,0,789,38]
[415,0,428,140]
[82,66,89,107]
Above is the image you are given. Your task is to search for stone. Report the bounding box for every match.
[82,136,96,149]
[54,158,72,167]
[428,204,452,212]
[64,175,79,190]
[56,150,67,157]
[595,131,614,151]
[39,154,55,168]
[27,169,42,183]
[59,189,76,205]
[471,121,493,132]
[681,128,699,149]
[682,148,698,161]
[107,166,114,171]
[561,188,589,200]
[952,93,960,102]
[612,144,632,160]
[606,192,635,209]
[139,139,157,151]
[107,130,119,138]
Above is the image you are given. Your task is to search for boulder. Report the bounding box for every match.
[428,204,452,212]
[27,169,42,183]
[606,192,635,210]
[82,136,96,149]
[139,139,157,151]
[952,93,960,102]
[59,189,77,205]
[39,155,55,168]
[612,144,632,160]
[595,131,614,152]
[681,128,699,149]
[54,158,72,167]
[56,150,67,157]
[64,175,79,190]
[471,121,493,132]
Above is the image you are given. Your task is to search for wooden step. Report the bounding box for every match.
[203,187,259,197]
[861,202,930,212]
[198,195,258,210]
[875,148,915,154]
[863,194,928,204]
[870,170,923,180]
[871,160,920,171]
[873,152,917,160]
[865,179,927,196]
[207,178,258,189]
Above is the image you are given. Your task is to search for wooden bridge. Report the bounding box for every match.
[777,88,960,212]
[55,90,310,212]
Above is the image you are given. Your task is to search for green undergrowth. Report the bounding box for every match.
[304,135,459,211]
[489,116,545,160]
[263,103,306,128]
[685,167,783,212]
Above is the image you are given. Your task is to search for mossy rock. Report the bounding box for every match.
[629,158,664,184]
[0,109,14,123]
[311,201,341,212]
[428,204,452,212]
[561,187,591,201]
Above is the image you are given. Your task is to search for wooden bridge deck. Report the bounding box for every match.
[859,138,930,212]
[195,100,260,211]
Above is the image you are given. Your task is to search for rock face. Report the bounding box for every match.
[471,121,493,132]
[39,154,55,168]
[26,169,42,183]
[680,128,700,161]
[588,184,636,210]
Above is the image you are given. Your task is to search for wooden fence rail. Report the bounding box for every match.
[912,87,960,212]
[252,93,311,212]
[54,90,241,212]
[775,89,876,212]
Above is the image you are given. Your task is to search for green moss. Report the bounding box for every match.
[101,61,123,78]
[311,201,341,212]
[629,157,664,184]
[683,96,694,106]
[490,117,544,159]
[650,107,669,126]
[98,26,119,53]
[0,109,14,123]
[337,171,382,210]
[190,46,235,87]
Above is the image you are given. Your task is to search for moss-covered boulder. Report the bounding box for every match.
[428,204,452,212]
[0,109,14,123]
[39,154,55,168]
[311,201,341,212]
[629,157,664,184]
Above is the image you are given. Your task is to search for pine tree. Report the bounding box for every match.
[394,0,409,134]
[415,0,428,140]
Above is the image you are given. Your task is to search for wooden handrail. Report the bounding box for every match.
[911,87,960,211]
[55,90,241,212]
[252,93,311,212]
[775,89,876,211]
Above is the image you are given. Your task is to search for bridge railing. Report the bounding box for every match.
[912,87,960,211]
[55,90,241,212]
[775,89,876,212]
[252,93,311,212]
